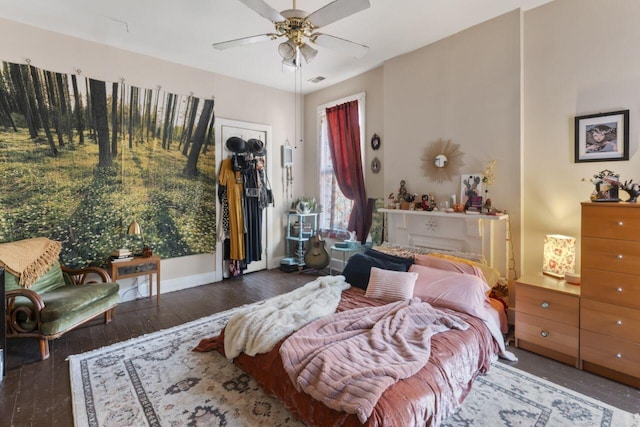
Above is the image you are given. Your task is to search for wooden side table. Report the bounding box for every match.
[515,273,580,367]
[109,255,161,305]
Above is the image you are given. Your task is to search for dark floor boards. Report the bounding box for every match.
[1,268,638,426]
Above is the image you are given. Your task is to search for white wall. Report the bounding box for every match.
[522,0,640,275]
[0,18,304,299]
[304,11,522,283]
[382,10,522,274]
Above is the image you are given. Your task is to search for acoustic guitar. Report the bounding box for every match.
[304,234,330,269]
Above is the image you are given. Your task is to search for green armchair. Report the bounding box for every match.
[5,261,120,360]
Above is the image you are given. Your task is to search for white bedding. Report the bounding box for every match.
[223,274,350,359]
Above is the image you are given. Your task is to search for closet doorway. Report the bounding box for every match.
[215,118,272,281]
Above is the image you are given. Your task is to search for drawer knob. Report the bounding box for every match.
[617,287,623,293]
[616,353,622,359]
[616,320,623,326]
[540,330,548,338]
[617,221,624,226]
[617,254,623,260]
[540,302,550,309]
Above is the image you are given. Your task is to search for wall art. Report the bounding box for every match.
[0,60,216,268]
[575,110,629,163]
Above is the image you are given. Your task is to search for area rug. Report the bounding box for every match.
[69,304,640,427]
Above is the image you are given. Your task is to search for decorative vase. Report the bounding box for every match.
[400,201,410,210]
[297,201,312,214]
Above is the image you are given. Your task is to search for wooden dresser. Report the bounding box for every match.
[515,274,580,367]
[580,202,640,387]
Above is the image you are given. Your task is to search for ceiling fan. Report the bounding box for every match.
[213,0,371,69]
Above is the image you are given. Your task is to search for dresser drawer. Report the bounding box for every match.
[515,284,579,326]
[516,312,579,357]
[582,237,640,276]
[582,204,640,240]
[581,299,640,342]
[581,268,640,309]
[581,330,640,379]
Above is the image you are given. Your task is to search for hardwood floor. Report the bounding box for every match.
[1,268,639,426]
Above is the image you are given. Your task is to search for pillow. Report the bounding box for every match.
[364,248,415,269]
[413,254,491,294]
[369,245,417,260]
[379,242,484,262]
[365,267,418,302]
[423,253,501,286]
[409,264,489,318]
[342,253,408,290]
[4,261,64,294]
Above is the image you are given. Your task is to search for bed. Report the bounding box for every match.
[196,246,514,426]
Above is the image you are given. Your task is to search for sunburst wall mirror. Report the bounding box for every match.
[422,139,465,183]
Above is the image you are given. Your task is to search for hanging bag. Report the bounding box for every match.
[264,172,274,206]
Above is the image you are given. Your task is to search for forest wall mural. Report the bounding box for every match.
[0,60,216,268]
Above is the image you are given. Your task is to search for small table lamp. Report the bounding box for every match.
[542,234,576,278]
[127,219,142,237]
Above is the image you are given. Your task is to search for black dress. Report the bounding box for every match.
[243,161,263,264]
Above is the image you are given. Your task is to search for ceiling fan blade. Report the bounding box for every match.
[307,0,370,29]
[212,33,278,50]
[312,33,369,58]
[237,0,284,23]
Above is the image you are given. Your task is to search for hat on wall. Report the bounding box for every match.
[248,138,266,156]
[226,136,247,153]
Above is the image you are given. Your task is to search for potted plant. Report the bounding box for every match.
[292,197,317,214]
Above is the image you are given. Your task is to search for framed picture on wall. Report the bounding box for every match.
[460,174,483,207]
[575,110,629,163]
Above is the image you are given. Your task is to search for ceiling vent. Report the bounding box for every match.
[308,76,326,84]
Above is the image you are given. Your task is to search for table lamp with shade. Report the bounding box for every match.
[542,234,578,283]
[127,219,152,257]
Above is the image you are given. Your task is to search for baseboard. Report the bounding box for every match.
[118,272,217,302]
[161,272,217,294]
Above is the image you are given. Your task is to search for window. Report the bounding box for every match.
[317,93,365,232]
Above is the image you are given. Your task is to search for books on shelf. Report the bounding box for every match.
[109,256,133,263]
[109,249,133,263]
[110,249,132,257]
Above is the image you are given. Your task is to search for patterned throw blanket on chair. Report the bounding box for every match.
[280,298,469,423]
[0,237,61,288]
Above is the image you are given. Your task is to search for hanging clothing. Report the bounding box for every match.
[217,185,232,268]
[218,158,245,261]
[243,160,263,264]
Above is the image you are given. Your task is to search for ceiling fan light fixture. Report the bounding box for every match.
[214,0,371,69]
[282,56,298,71]
[278,40,296,60]
[299,43,318,64]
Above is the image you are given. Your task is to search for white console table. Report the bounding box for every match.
[379,208,509,277]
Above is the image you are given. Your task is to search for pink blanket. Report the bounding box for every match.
[279,298,469,423]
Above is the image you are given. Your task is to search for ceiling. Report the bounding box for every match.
[0,0,552,94]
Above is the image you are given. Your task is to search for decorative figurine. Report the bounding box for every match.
[621,180,640,203]
[397,180,408,204]
[590,169,620,201]
[421,194,430,211]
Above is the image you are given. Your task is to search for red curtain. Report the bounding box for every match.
[326,100,372,243]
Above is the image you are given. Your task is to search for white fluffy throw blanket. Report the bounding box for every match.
[223,275,350,360]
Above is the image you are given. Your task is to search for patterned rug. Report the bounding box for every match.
[69,305,640,427]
